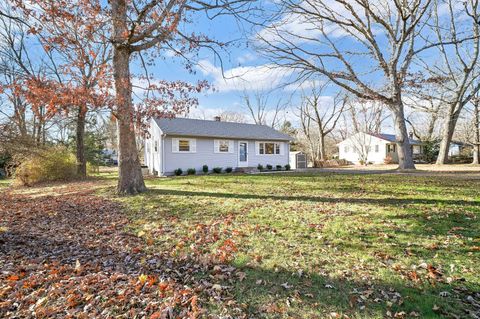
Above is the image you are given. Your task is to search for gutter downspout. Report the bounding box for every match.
[161,134,166,176]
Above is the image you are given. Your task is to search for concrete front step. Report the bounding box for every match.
[234,167,259,174]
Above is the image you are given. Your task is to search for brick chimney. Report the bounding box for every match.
[214,116,221,122]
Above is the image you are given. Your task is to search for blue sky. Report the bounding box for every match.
[6,0,468,135]
[129,7,304,122]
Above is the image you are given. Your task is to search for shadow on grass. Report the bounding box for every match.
[145,188,480,207]
[2,187,478,318]
[228,263,474,318]
[2,227,471,318]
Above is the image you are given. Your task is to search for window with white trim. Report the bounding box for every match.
[387,144,397,153]
[154,141,158,152]
[179,140,190,152]
[258,142,281,155]
[172,138,196,153]
[214,140,233,153]
[344,146,349,153]
[375,145,379,153]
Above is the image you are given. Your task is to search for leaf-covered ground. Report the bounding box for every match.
[1,170,480,318]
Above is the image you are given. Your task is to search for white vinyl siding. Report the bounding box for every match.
[172,138,196,153]
[338,132,391,164]
[214,140,234,153]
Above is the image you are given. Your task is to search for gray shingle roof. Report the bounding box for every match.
[154,117,292,141]
[372,133,422,145]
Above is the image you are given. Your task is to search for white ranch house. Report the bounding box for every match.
[144,117,292,175]
[338,132,423,164]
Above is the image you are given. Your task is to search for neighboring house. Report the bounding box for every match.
[144,117,292,175]
[448,141,473,157]
[102,149,118,165]
[338,132,423,164]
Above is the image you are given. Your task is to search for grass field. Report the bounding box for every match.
[0,179,11,188]
[115,172,480,318]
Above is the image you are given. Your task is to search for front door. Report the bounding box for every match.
[238,141,248,167]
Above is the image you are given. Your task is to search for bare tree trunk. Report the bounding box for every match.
[473,101,480,165]
[35,117,42,145]
[426,114,437,141]
[473,145,480,165]
[111,0,146,194]
[392,107,415,169]
[436,105,460,165]
[436,121,456,165]
[319,134,326,162]
[76,106,87,177]
[113,47,146,194]
[113,51,146,194]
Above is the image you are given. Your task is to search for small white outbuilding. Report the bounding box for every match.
[289,151,307,169]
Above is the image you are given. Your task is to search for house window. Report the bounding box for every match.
[344,146,349,153]
[172,138,196,153]
[154,141,158,152]
[215,140,233,153]
[259,142,281,155]
[219,141,229,152]
[387,144,397,153]
[375,145,379,153]
[179,140,190,152]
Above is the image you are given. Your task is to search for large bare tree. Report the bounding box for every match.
[242,90,286,128]
[297,84,345,163]
[403,77,445,141]
[417,0,480,164]
[257,0,438,169]
[472,97,480,165]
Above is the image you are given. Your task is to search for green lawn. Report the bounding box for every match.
[114,172,480,318]
[0,179,11,188]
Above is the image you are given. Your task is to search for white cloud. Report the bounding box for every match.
[188,107,225,120]
[196,60,295,92]
[256,0,389,45]
[236,52,257,64]
[284,79,324,92]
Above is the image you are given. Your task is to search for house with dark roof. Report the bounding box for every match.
[144,117,293,175]
[448,141,473,157]
[337,132,423,164]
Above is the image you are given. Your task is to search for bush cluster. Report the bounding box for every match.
[174,165,233,176]
[15,147,78,186]
[258,163,291,171]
